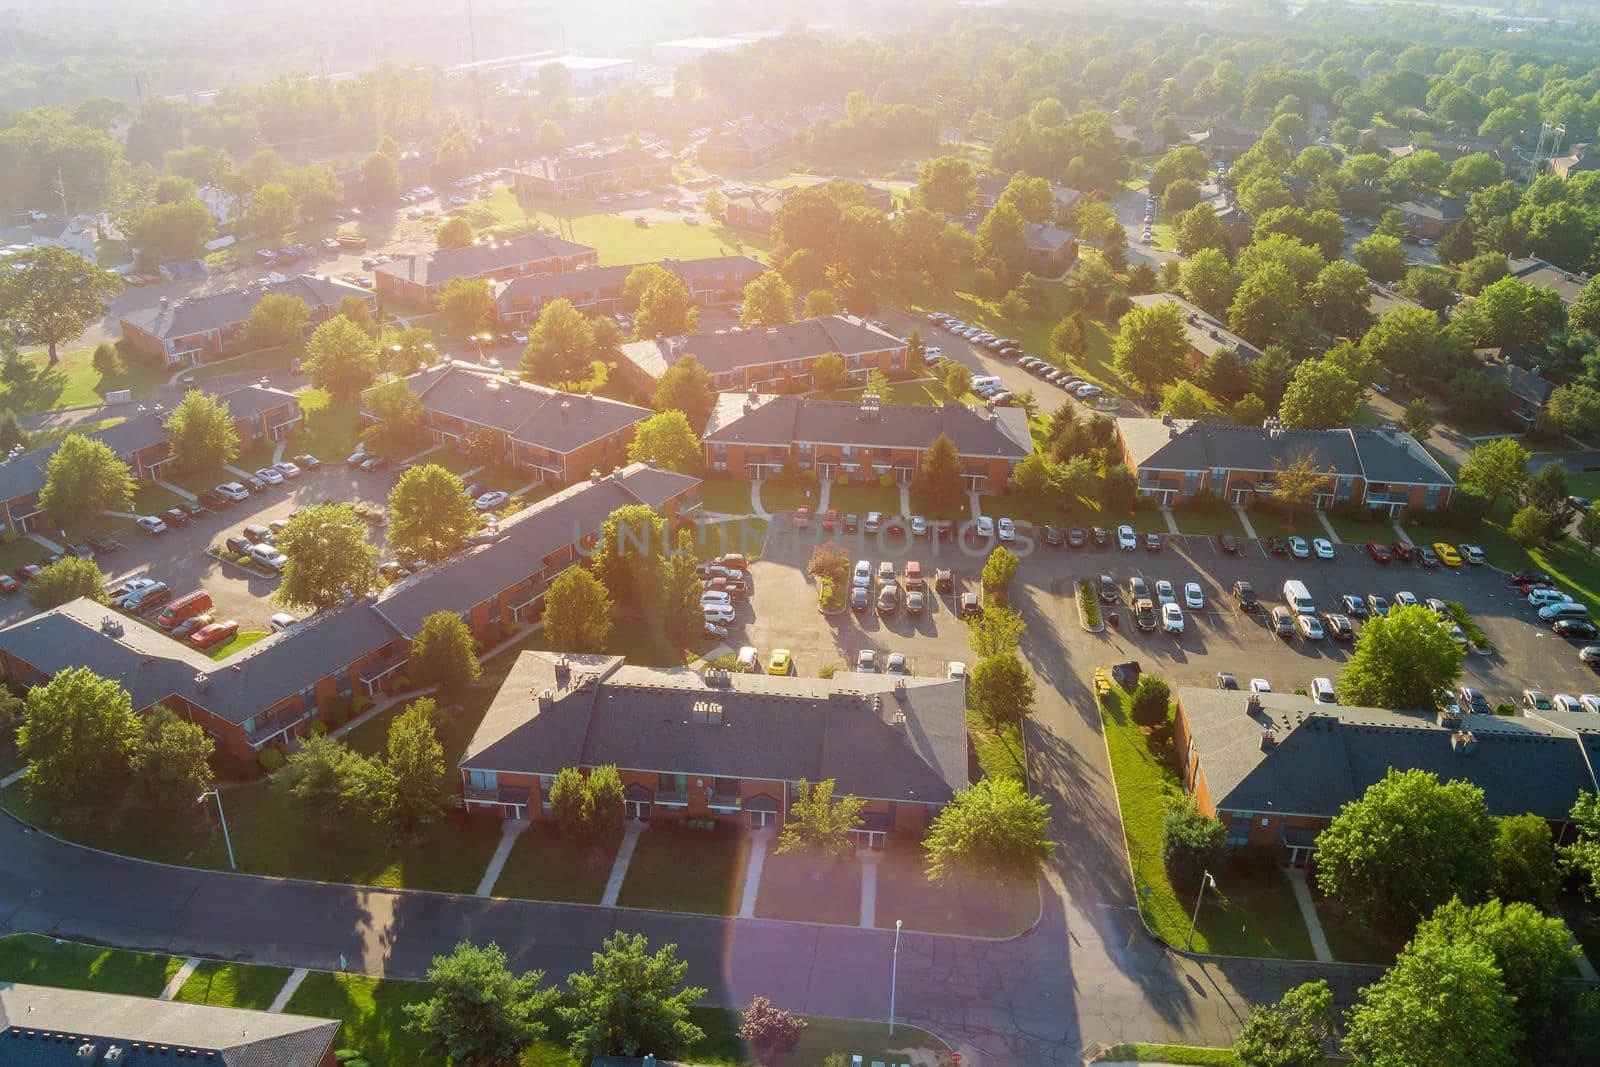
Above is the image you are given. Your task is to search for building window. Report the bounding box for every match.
[334,666,352,698]
[538,774,555,814]
[467,769,498,790]
[1225,823,1249,850]
[1424,486,1440,509]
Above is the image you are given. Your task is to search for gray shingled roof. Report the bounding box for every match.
[0,981,339,1067]
[462,654,967,804]
[494,255,765,306]
[1128,294,1260,361]
[375,233,596,287]
[519,147,668,180]
[391,362,649,454]
[1508,256,1589,304]
[705,394,1031,458]
[618,316,905,379]
[1118,418,1452,487]
[119,274,372,341]
[1178,688,1597,821]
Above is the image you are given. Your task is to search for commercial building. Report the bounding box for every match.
[615,315,908,393]
[1173,687,1599,866]
[373,362,651,486]
[1115,416,1454,516]
[118,274,377,367]
[521,55,636,93]
[703,391,1031,490]
[511,147,675,202]
[374,233,598,307]
[652,37,752,63]
[493,255,766,325]
[458,651,967,842]
[27,216,98,262]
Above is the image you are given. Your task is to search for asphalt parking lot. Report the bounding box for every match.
[733,516,1600,708]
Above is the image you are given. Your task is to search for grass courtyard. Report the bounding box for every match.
[4,345,165,414]
[615,821,750,915]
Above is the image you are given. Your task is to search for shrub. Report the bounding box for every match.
[1495,702,1515,716]
[1076,579,1101,626]
[351,695,372,715]
[308,720,327,738]
[818,664,838,679]
[258,747,286,772]
[391,674,411,691]
[1131,676,1172,726]
[878,473,895,488]
[1162,802,1226,890]
[1446,601,1488,647]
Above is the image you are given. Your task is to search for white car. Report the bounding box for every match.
[273,461,301,479]
[1075,384,1103,399]
[997,517,1016,542]
[885,652,908,676]
[1580,694,1600,714]
[856,649,877,673]
[852,560,872,589]
[911,515,928,537]
[700,590,733,607]
[1460,543,1485,564]
[135,515,168,535]
[703,603,736,624]
[1312,538,1335,559]
[268,612,297,632]
[1184,582,1204,610]
[1394,591,1419,607]
[975,515,995,538]
[865,511,883,533]
[947,661,967,683]
[249,544,287,571]
[1116,524,1138,551]
[1161,603,1185,634]
[1527,588,1573,607]
[1311,677,1337,705]
[1249,678,1272,694]
[255,467,284,485]
[215,482,250,502]
[1155,580,1176,605]
[1288,536,1310,559]
[1554,693,1584,713]
[1296,613,1325,640]
[474,490,510,511]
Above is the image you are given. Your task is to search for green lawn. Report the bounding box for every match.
[185,342,303,381]
[173,959,292,1009]
[164,462,232,495]
[698,478,757,515]
[692,518,769,561]
[757,481,817,513]
[491,825,619,903]
[290,387,366,464]
[1314,891,1400,966]
[827,482,902,516]
[420,447,477,477]
[615,822,749,915]
[235,437,279,475]
[4,346,165,414]
[1328,513,1397,545]
[872,832,1038,937]
[754,851,862,925]
[821,378,972,407]
[0,933,184,996]
[133,481,188,514]
[1094,1043,1237,1066]
[1243,509,1320,542]
[967,707,1027,784]
[0,536,46,572]
[206,630,270,660]
[1169,507,1245,538]
[285,971,437,1066]
[1098,684,1316,958]
[1405,500,1600,615]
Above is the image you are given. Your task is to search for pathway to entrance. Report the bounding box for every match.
[600,821,646,907]
[474,821,528,897]
[1285,870,1333,963]
[1315,511,1339,543]
[859,851,881,928]
[738,827,774,919]
[1234,507,1257,539]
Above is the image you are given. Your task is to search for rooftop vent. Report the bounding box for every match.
[100,616,123,637]
[193,672,210,690]
[1451,730,1477,755]
[691,700,723,725]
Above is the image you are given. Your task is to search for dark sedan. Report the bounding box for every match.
[1555,618,1600,639]
[1043,525,1064,546]
[1216,533,1238,554]
[1068,527,1087,548]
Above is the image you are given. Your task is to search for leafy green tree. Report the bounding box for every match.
[1172,202,1230,256]
[1161,380,1211,418]
[39,433,133,530]
[924,777,1053,883]
[977,201,1028,285]
[1102,463,1137,512]
[1399,397,1436,443]
[970,651,1035,732]
[738,996,807,1067]
[1234,393,1267,426]
[996,173,1055,222]
[1306,259,1372,337]
[627,410,700,472]
[1131,675,1172,726]
[1545,383,1600,437]
[363,697,452,835]
[123,198,217,263]
[1458,437,1529,510]
[802,288,839,318]
[271,734,370,828]
[911,433,964,510]
[1492,813,1561,910]
[1397,267,1457,312]
[560,933,706,1060]
[17,667,140,810]
[967,604,1025,659]
[436,215,473,249]
[1361,304,1443,384]
[741,272,796,327]
[651,354,714,426]
[1162,802,1225,891]
[363,377,424,450]
[1178,248,1240,318]
[543,568,614,653]
[1338,603,1464,712]
[408,610,482,690]
[1237,234,1325,291]
[1353,233,1407,284]
[1579,507,1600,559]
[521,298,595,382]
[240,293,311,351]
[982,545,1019,595]
[776,778,865,860]
[809,351,850,393]
[387,464,477,565]
[548,765,625,841]
[914,155,977,215]
[0,247,122,366]
[1316,768,1494,933]
[304,315,378,401]
[1457,251,1509,296]
[356,150,401,202]
[1227,270,1299,348]
[249,182,296,235]
[1471,276,1567,348]
[1509,503,1554,548]
[1231,980,1336,1067]
[27,557,109,611]
[404,940,558,1067]
[1527,460,1569,515]
[132,708,214,811]
[163,390,239,473]
[0,407,28,453]
[1050,313,1086,359]
[274,502,380,612]
[379,326,437,376]
[631,269,699,340]
[1113,297,1190,396]
[1278,359,1361,429]
[438,277,497,333]
[1566,790,1600,901]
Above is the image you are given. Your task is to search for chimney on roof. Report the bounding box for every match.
[589,469,601,483]
[537,688,553,710]
[1436,706,1462,730]
[1260,726,1278,751]
[1246,693,1261,716]
[1451,730,1477,755]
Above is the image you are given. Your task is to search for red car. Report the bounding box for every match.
[794,506,811,524]
[189,619,239,649]
[12,563,42,582]
[163,507,191,527]
[821,508,839,532]
[1391,540,1416,562]
[1365,541,1391,563]
[0,574,18,594]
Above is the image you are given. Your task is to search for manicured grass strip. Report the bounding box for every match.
[173,958,292,1009]
[753,851,862,925]
[827,483,902,517]
[285,971,438,1066]
[206,630,270,660]
[1095,1042,1238,1065]
[491,825,618,904]
[698,478,758,515]
[289,387,365,464]
[1168,507,1244,538]
[1098,686,1316,958]
[871,832,1038,937]
[132,482,189,515]
[0,933,184,997]
[694,518,768,561]
[615,822,749,915]
[1327,513,1395,545]
[3,346,164,415]
[967,707,1026,784]
[1241,509,1319,541]
[756,480,817,514]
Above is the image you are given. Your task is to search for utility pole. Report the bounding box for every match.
[54,168,69,221]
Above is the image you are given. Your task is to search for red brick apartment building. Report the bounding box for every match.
[703,392,1032,491]
[118,274,376,367]
[1173,687,1599,867]
[374,233,598,307]
[0,384,299,535]
[457,651,968,844]
[616,315,908,394]
[494,255,766,326]
[1115,416,1453,518]
[511,147,674,201]
[368,362,651,486]
[697,124,794,170]
[0,464,700,762]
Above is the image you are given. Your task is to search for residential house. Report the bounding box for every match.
[458,651,967,841]
[1197,181,1253,245]
[0,383,299,534]
[372,362,650,485]
[27,216,97,262]
[1508,256,1589,305]
[197,184,241,226]
[1553,143,1600,180]
[0,981,342,1066]
[373,233,598,307]
[511,146,675,201]
[1172,687,1599,866]
[1477,348,1557,426]
[975,174,1082,225]
[1393,195,1467,238]
[0,464,701,762]
[1115,416,1454,516]
[1188,121,1268,159]
[118,274,377,367]
[1024,222,1078,274]
[722,185,787,233]
[698,123,794,170]
[703,392,1032,490]
[1127,294,1261,368]
[1367,280,1426,320]
[1114,124,1167,155]
[494,255,766,325]
[616,315,908,393]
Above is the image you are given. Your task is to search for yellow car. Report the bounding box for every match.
[1433,542,1462,567]
[766,648,793,676]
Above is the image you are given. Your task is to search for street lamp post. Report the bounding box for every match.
[888,918,903,1035]
[1186,870,1217,950]
[197,789,236,870]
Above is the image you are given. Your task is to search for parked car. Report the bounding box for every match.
[1312,538,1335,559]
[1217,533,1238,554]
[1367,593,1390,617]
[224,535,254,556]
[197,489,230,509]
[162,508,190,527]
[215,482,250,502]
[474,490,510,511]
[1433,542,1462,567]
[135,515,168,535]
[876,584,900,615]
[1233,580,1259,611]
[1270,606,1296,638]
[189,619,239,649]
[935,567,955,594]
[1116,524,1138,551]
[248,544,288,571]
[1391,540,1416,562]
[274,461,302,479]
[1184,582,1205,610]
[269,612,298,633]
[86,536,121,555]
[170,613,213,639]
[1324,613,1354,640]
[959,591,982,617]
[1365,541,1391,563]
[1161,603,1184,634]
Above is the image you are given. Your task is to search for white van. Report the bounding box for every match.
[970,375,1003,393]
[1310,677,1337,705]
[1283,579,1315,615]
